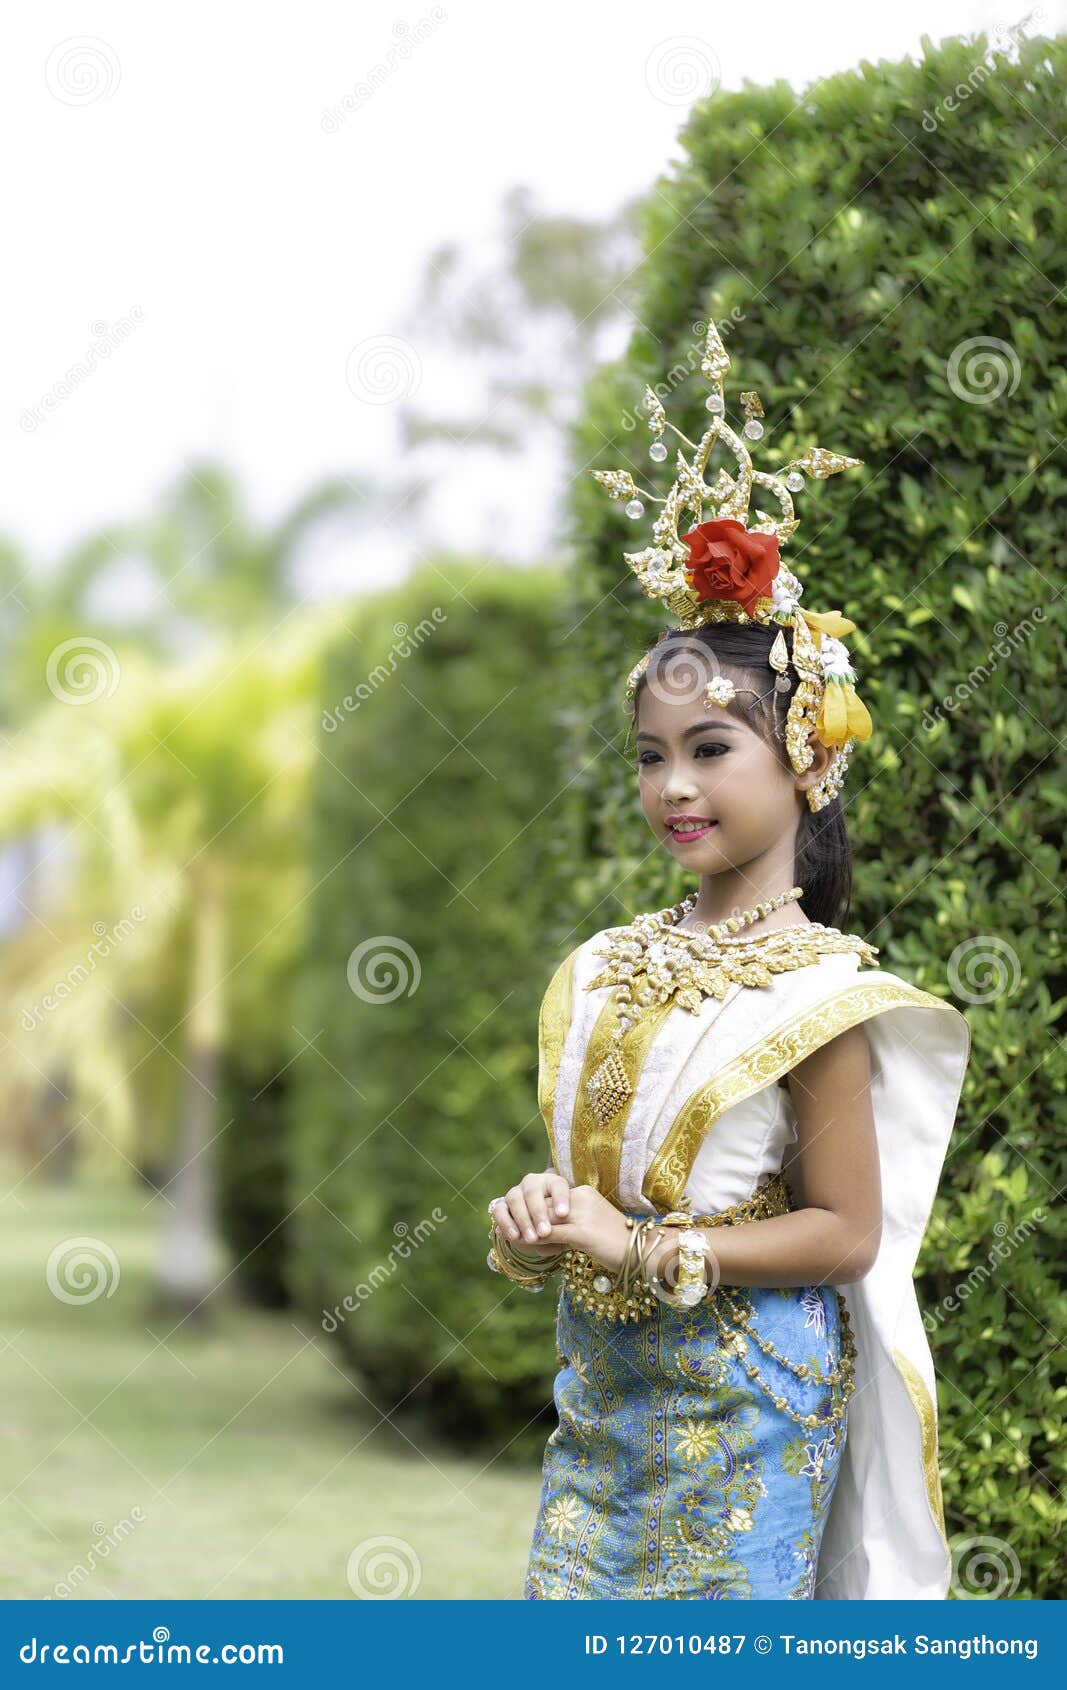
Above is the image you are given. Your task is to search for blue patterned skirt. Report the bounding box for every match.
[524,1244,848,1600]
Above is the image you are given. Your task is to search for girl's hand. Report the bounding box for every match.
[492,1166,572,1256]
[539,1184,633,1276]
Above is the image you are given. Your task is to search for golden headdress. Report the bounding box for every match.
[591,318,873,812]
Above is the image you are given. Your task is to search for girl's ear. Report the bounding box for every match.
[795,734,835,798]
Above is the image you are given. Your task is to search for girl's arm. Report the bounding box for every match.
[648,1022,883,1288]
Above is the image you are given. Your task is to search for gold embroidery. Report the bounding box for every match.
[644,978,969,1210]
[893,1347,949,1553]
[537,948,577,1165]
[543,1494,584,1541]
[571,995,676,1202]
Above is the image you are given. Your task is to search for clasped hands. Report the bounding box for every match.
[491,1166,658,1279]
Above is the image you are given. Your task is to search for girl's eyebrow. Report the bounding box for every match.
[636,721,744,744]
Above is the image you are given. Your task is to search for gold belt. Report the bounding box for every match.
[562,1168,795,1323]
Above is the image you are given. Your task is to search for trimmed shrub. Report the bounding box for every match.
[288,559,578,1457]
[562,31,1066,1595]
[217,1057,293,1308]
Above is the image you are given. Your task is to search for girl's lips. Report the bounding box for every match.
[666,821,718,843]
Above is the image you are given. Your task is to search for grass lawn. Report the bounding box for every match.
[0,1160,542,1599]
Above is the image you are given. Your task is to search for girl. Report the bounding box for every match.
[486,320,971,1600]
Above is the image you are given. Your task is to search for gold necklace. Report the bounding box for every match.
[583,886,878,1129]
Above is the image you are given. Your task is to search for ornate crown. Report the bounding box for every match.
[590,318,873,812]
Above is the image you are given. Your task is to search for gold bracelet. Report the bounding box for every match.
[486,1222,565,1291]
[487,1243,552,1289]
[634,1217,664,1294]
[504,1232,563,1267]
[615,1215,643,1303]
[562,1217,665,1322]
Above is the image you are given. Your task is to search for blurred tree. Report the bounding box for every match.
[0,466,377,1028]
[393,188,639,560]
[0,467,376,724]
[0,608,338,1313]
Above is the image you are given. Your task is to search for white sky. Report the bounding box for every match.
[2,0,1061,595]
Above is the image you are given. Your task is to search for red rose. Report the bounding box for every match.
[681,517,780,616]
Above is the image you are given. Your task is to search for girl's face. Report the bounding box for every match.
[635,677,819,874]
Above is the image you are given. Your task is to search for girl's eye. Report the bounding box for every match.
[637,742,728,766]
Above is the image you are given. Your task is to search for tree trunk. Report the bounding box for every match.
[154,865,226,1318]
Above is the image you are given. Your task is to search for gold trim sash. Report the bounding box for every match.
[894,1346,949,1550]
[537,947,576,1167]
[644,977,971,1209]
[570,996,677,1202]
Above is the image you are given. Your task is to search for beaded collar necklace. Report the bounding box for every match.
[583,885,878,1129]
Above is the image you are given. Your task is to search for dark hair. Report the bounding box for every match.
[629,623,853,932]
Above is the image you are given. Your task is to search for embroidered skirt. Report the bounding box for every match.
[524,1238,848,1601]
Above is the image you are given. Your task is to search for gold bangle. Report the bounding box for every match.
[561,1218,665,1323]
[487,1223,564,1289]
[487,1244,552,1289]
[616,1215,643,1302]
[634,1217,664,1291]
[494,1231,557,1271]
[504,1233,563,1267]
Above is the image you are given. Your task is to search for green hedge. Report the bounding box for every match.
[561,30,1066,1595]
[287,558,580,1456]
[217,1057,293,1308]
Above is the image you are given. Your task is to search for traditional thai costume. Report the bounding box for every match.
[517,910,970,1599]
[486,314,971,1600]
